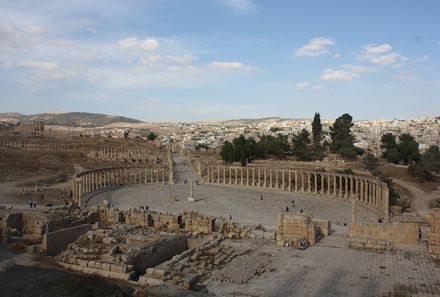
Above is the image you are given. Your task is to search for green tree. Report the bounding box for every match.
[329,113,360,157]
[240,147,247,166]
[147,132,157,141]
[364,153,379,172]
[220,141,234,163]
[409,145,440,181]
[311,112,324,160]
[312,112,322,146]
[397,134,420,165]
[292,129,312,161]
[423,145,440,172]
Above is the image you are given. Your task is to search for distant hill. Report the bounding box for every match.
[0,112,144,128]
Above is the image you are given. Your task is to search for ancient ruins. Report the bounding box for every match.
[1,135,440,296]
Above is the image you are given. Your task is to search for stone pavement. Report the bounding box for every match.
[87,183,378,230]
[204,239,440,297]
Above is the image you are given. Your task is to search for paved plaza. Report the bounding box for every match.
[88,183,378,230]
[87,156,378,230]
[205,238,440,297]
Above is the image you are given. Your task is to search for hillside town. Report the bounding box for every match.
[158,116,440,155]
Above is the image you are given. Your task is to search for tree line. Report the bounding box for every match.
[380,133,440,181]
[220,112,362,166]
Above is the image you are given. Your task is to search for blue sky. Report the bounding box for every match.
[0,0,439,122]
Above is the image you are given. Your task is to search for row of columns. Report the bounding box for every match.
[89,148,157,162]
[0,141,75,150]
[204,166,389,218]
[72,166,168,205]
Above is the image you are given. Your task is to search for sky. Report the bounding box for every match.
[0,0,439,122]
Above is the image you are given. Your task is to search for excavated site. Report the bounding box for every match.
[1,134,440,297]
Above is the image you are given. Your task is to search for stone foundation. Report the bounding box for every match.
[427,209,440,260]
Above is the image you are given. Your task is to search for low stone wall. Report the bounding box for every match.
[349,218,421,244]
[43,224,92,255]
[427,209,440,260]
[349,238,392,251]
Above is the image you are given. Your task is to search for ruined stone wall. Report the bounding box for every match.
[427,209,440,260]
[349,219,420,244]
[98,208,267,239]
[276,214,322,247]
[43,224,92,255]
[0,140,75,150]
[202,165,389,219]
[88,147,159,164]
[130,235,187,273]
[46,211,100,233]
[184,212,214,234]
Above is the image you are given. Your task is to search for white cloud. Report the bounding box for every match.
[359,43,407,65]
[296,81,310,90]
[321,68,355,81]
[118,37,159,51]
[333,53,341,59]
[362,44,392,56]
[18,60,59,70]
[167,55,198,64]
[340,64,377,74]
[219,0,257,15]
[295,37,335,57]
[395,74,415,81]
[209,61,252,71]
[416,55,429,62]
[24,25,46,33]
[311,84,323,90]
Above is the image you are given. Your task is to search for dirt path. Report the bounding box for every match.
[392,179,437,218]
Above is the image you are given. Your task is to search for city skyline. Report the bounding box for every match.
[1,0,439,121]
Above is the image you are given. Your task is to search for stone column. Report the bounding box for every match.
[270,170,273,189]
[223,166,226,184]
[294,171,298,192]
[360,179,364,202]
[258,169,261,187]
[384,187,390,221]
[281,170,286,191]
[333,174,337,197]
[252,168,256,187]
[320,174,324,195]
[162,167,165,184]
[338,176,343,198]
[327,174,331,196]
[217,166,220,183]
[365,180,369,204]
[207,167,211,183]
[344,176,348,199]
[288,171,292,191]
[247,168,250,186]
[150,168,154,183]
[350,177,354,198]
[229,167,232,184]
[314,173,318,194]
[301,172,305,192]
[307,173,311,193]
[263,168,267,188]
[240,168,244,186]
[78,182,83,206]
